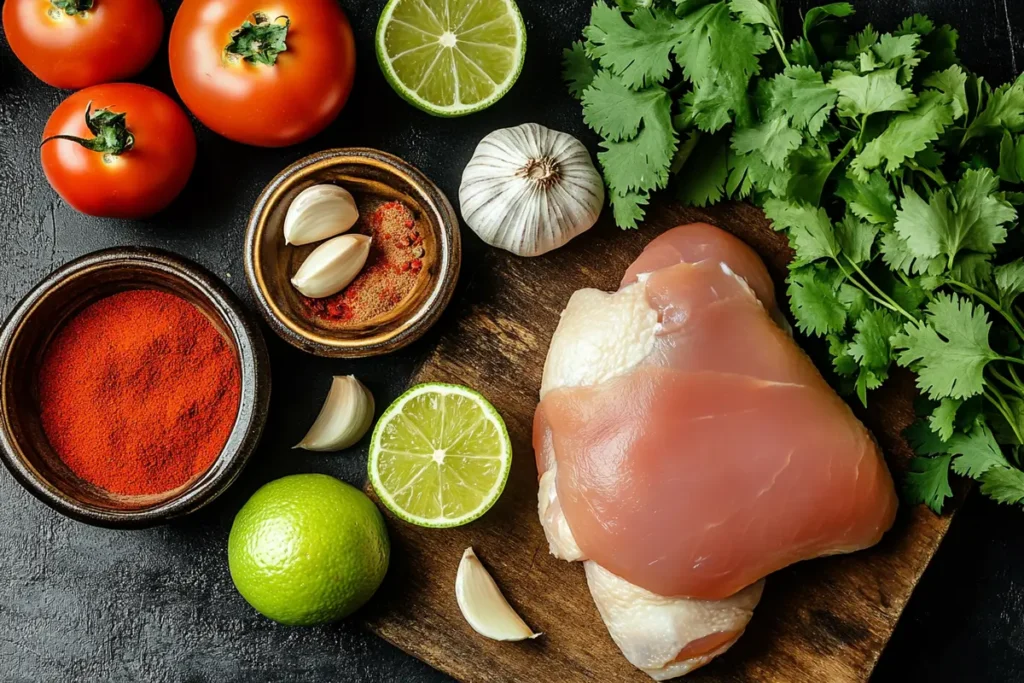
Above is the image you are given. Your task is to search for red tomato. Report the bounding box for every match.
[168,0,356,148]
[2,0,164,90]
[41,84,197,219]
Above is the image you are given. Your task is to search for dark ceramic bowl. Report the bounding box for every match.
[245,148,461,358]
[0,248,271,529]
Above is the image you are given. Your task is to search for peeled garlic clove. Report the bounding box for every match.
[284,184,360,246]
[291,234,372,298]
[455,547,541,642]
[459,123,605,257]
[295,376,375,452]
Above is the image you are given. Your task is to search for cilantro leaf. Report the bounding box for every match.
[834,213,878,264]
[787,266,846,335]
[893,293,999,399]
[995,259,1024,308]
[838,282,869,319]
[674,2,772,132]
[828,333,859,377]
[998,131,1024,183]
[924,65,968,119]
[846,24,879,57]
[564,41,597,99]
[858,33,920,81]
[879,230,944,275]
[980,466,1024,505]
[950,253,995,290]
[583,74,677,196]
[582,70,666,141]
[599,123,678,195]
[963,79,1024,144]
[906,418,952,456]
[893,168,1015,267]
[676,131,729,207]
[848,307,900,404]
[830,69,917,118]
[768,65,838,135]
[763,199,838,262]
[803,3,854,41]
[850,91,955,179]
[610,190,650,229]
[584,4,681,89]
[788,37,817,67]
[929,398,962,441]
[849,308,900,368]
[836,171,897,225]
[731,116,802,169]
[904,454,954,513]
[728,0,779,29]
[949,422,1009,477]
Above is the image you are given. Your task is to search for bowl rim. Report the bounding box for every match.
[0,247,272,529]
[244,147,461,358]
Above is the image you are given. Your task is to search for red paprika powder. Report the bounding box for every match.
[37,289,241,496]
[302,199,425,324]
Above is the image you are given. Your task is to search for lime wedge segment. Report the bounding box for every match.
[375,0,527,117]
[368,383,513,527]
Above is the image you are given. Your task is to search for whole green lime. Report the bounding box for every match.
[228,474,390,626]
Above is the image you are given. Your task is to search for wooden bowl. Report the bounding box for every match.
[244,148,461,358]
[0,248,272,528]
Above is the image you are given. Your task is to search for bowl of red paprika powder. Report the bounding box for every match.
[0,248,271,528]
[245,148,461,358]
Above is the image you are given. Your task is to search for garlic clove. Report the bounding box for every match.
[284,184,360,246]
[291,234,372,298]
[455,547,541,642]
[295,376,375,452]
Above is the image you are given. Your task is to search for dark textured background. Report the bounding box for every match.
[0,1,1021,681]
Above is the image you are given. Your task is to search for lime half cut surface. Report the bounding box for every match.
[369,383,512,527]
[375,0,527,117]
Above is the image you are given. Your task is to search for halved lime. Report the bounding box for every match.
[375,0,527,117]
[368,383,512,527]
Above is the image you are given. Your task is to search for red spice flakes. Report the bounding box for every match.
[301,199,426,325]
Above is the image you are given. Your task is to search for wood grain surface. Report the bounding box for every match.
[361,202,959,683]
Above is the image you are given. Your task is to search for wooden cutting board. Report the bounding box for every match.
[361,201,959,683]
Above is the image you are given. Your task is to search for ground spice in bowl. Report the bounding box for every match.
[37,289,241,497]
[301,199,425,324]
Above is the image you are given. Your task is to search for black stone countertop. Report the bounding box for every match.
[1,1,1022,681]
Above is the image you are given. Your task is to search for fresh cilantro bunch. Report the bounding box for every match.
[565,0,1024,512]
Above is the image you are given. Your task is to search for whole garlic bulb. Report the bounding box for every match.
[459,123,605,257]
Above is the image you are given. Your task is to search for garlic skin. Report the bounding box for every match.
[459,123,605,257]
[291,234,372,298]
[295,376,375,452]
[284,184,360,246]
[455,547,541,642]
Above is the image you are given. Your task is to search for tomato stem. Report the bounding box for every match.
[50,0,94,16]
[41,102,135,156]
[226,13,291,66]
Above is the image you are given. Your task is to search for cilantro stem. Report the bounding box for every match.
[986,386,1024,444]
[769,28,791,68]
[833,259,904,315]
[1011,364,1024,388]
[840,255,918,323]
[856,114,869,150]
[947,278,1024,342]
[906,161,948,188]
[1002,355,1024,368]
[990,366,1024,397]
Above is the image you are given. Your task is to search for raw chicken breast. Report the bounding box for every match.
[534,224,898,678]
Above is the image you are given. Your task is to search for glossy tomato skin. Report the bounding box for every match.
[2,0,164,90]
[169,0,356,148]
[41,84,197,219]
